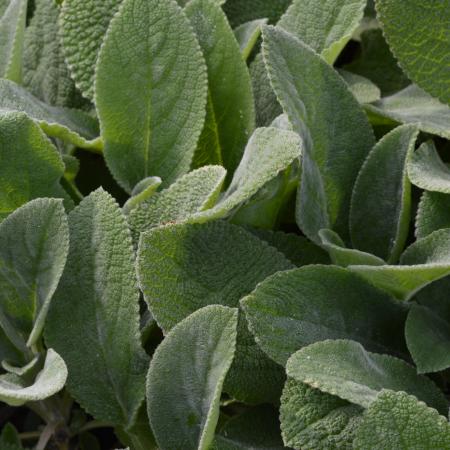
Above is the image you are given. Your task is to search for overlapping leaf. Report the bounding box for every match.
[234,19,267,61]
[416,192,450,239]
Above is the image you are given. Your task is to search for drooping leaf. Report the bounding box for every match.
[286,339,448,414]
[137,221,292,403]
[339,70,381,104]
[350,125,418,262]
[280,378,362,450]
[241,265,407,366]
[95,0,208,193]
[263,26,375,243]
[46,189,148,426]
[186,0,255,175]
[234,19,267,61]
[147,305,238,450]
[416,191,450,239]
[353,390,450,449]
[376,0,450,106]
[0,348,67,406]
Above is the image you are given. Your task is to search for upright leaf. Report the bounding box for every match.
[147,305,238,450]
[46,189,148,426]
[263,26,375,243]
[416,191,450,239]
[186,0,255,174]
[234,19,267,61]
[95,0,208,193]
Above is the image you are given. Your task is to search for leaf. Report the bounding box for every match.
[137,221,292,403]
[0,348,67,406]
[278,0,367,64]
[95,0,208,193]
[128,166,226,238]
[122,176,162,215]
[353,390,450,450]
[350,125,419,262]
[286,339,448,414]
[376,0,450,106]
[241,265,408,366]
[416,191,450,239]
[186,0,255,175]
[339,70,381,104]
[234,19,267,61]
[0,0,27,82]
[0,112,67,222]
[147,305,238,450]
[365,85,450,140]
[280,378,362,450]
[262,26,375,243]
[0,198,69,350]
[60,0,122,101]
[45,189,148,426]
[0,79,101,150]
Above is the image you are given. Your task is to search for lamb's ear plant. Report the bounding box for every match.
[0,0,449,449]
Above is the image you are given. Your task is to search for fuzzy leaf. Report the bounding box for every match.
[339,70,381,104]
[416,192,450,239]
[95,0,208,193]
[234,19,267,61]
[147,305,238,450]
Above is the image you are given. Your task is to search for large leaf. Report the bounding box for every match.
[95,0,208,193]
[60,0,122,101]
[0,198,68,350]
[241,265,407,366]
[280,378,362,450]
[147,305,238,450]
[353,390,450,449]
[137,221,292,403]
[376,0,450,106]
[0,348,67,406]
[46,189,148,426]
[287,340,448,414]
[416,191,450,239]
[350,125,418,262]
[0,112,67,221]
[263,26,375,243]
[186,0,255,175]
[223,0,291,27]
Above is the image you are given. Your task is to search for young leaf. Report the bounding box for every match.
[45,189,148,426]
[241,266,407,366]
[416,191,450,239]
[147,305,238,450]
[262,26,375,243]
[95,0,208,193]
[186,0,255,174]
[353,390,450,450]
[0,348,67,406]
[0,423,22,449]
[234,19,267,61]
[0,198,69,348]
[60,0,122,101]
[0,112,67,221]
[137,221,292,403]
[0,0,27,83]
[286,339,448,414]
[280,378,363,450]
[376,0,450,106]
[122,176,162,215]
[350,125,419,262]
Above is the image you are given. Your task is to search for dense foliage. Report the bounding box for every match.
[0,0,449,448]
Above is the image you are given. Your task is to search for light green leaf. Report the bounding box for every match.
[353,390,450,450]
[339,70,381,104]
[46,189,148,426]
[280,378,362,450]
[416,191,450,239]
[234,19,267,61]
[0,348,67,406]
[242,266,407,366]
[128,166,226,238]
[60,0,122,101]
[2,355,39,377]
[278,0,367,64]
[0,79,101,150]
[350,125,418,262]
[319,229,385,267]
[122,177,162,215]
[0,198,69,350]
[95,0,208,193]
[186,0,255,175]
[0,113,67,222]
[365,85,450,140]
[262,26,375,243]
[137,221,292,403]
[376,0,450,106]
[147,305,238,450]
[286,339,448,414]
[0,0,27,82]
